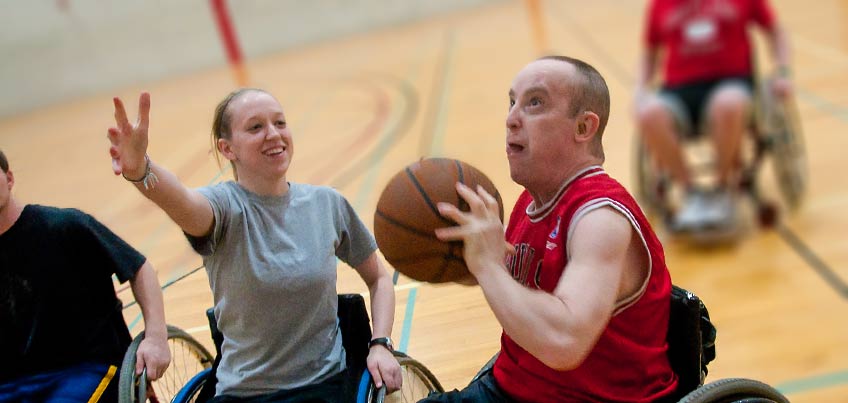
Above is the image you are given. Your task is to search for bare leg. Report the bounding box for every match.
[707,85,752,187]
[636,96,690,187]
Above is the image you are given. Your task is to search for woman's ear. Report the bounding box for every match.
[217,138,237,161]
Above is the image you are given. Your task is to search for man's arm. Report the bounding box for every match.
[435,184,645,370]
[475,207,637,370]
[129,261,171,380]
[763,24,793,98]
[635,47,660,103]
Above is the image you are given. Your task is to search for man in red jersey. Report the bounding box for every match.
[420,56,678,402]
[635,0,793,232]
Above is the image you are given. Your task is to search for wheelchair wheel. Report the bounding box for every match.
[677,378,789,403]
[119,325,214,403]
[361,351,444,403]
[633,135,673,223]
[761,80,807,211]
[170,368,210,403]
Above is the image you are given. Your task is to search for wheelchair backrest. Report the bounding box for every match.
[337,293,372,377]
[667,285,717,397]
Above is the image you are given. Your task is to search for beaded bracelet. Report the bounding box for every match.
[122,154,159,190]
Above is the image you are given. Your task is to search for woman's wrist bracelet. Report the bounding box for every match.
[122,154,159,190]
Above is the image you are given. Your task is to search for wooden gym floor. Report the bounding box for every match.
[2,0,847,401]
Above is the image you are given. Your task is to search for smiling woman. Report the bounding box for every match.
[104,89,402,401]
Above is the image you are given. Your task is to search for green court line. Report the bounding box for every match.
[777,369,848,395]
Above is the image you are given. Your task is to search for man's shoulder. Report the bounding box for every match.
[26,204,91,225]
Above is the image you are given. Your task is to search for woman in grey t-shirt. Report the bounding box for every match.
[106,89,401,401]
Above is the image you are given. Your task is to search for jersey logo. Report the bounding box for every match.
[546,240,557,250]
[549,216,561,239]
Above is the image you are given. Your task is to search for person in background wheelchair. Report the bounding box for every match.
[0,149,170,402]
[105,89,401,402]
[634,0,793,233]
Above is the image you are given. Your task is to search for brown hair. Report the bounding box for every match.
[210,88,268,180]
[538,55,610,161]
[0,149,8,173]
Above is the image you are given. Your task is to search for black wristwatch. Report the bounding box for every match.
[368,337,394,352]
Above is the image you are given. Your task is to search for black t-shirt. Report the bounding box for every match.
[0,205,145,382]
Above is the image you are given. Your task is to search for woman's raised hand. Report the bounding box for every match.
[107,93,151,179]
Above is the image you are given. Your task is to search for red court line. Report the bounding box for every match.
[210,0,248,86]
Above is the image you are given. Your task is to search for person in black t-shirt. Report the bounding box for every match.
[0,149,170,402]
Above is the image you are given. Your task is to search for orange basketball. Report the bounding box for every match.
[374,158,504,283]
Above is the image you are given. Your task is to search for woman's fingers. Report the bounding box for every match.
[137,92,150,131]
[113,97,132,134]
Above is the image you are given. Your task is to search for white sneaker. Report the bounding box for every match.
[700,189,737,229]
[673,189,711,232]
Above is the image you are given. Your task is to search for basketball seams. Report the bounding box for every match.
[405,166,455,226]
[374,210,441,240]
[454,159,470,213]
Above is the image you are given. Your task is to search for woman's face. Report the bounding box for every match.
[219,91,294,183]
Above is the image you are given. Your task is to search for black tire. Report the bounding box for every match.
[370,351,444,403]
[119,325,214,403]
[677,378,789,403]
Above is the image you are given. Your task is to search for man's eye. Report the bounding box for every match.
[276,120,286,127]
[530,98,542,106]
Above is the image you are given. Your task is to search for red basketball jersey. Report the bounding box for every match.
[645,0,776,86]
[493,166,678,402]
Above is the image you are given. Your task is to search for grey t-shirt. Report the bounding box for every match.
[187,181,377,397]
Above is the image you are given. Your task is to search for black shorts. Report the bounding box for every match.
[659,76,754,138]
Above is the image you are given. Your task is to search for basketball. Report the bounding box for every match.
[374,158,504,283]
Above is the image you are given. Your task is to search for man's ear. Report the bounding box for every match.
[217,138,237,161]
[5,170,13,190]
[575,111,600,143]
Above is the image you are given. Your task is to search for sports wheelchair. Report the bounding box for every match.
[119,294,443,403]
[634,74,807,241]
[469,285,789,403]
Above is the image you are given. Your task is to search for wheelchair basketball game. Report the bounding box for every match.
[2,0,847,402]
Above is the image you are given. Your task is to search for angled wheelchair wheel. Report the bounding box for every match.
[761,80,807,211]
[171,368,211,403]
[359,351,444,403]
[633,135,673,222]
[677,378,789,403]
[119,325,214,403]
